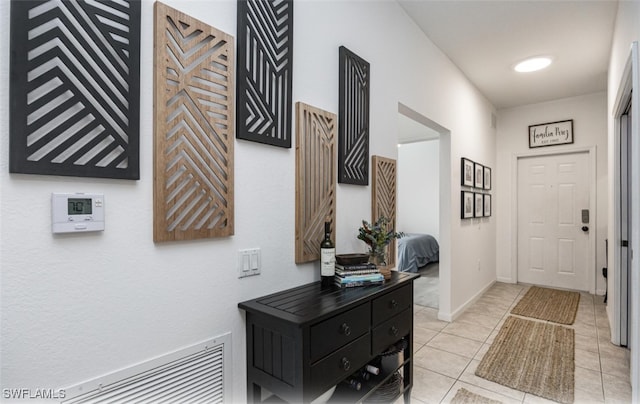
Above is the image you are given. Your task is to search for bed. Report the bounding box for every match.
[397,233,439,273]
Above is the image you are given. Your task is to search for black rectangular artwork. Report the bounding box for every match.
[9,0,141,179]
[236,0,293,148]
[338,46,370,185]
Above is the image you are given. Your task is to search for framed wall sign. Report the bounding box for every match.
[461,191,474,219]
[474,193,484,218]
[474,163,484,188]
[528,119,574,148]
[461,157,474,187]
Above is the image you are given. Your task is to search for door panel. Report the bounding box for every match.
[517,152,590,291]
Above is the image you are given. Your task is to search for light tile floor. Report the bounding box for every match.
[410,282,633,403]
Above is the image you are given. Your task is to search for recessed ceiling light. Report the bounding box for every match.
[514,57,552,73]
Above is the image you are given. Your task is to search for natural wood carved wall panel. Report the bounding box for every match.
[338,46,370,185]
[236,0,293,148]
[295,102,336,264]
[153,2,234,242]
[9,0,141,179]
[372,156,397,269]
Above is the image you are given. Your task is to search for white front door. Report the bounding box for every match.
[517,152,591,291]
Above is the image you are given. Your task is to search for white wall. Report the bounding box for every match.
[397,140,440,239]
[0,0,497,400]
[496,92,608,294]
[607,1,640,399]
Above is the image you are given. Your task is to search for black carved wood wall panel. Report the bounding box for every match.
[338,46,370,185]
[9,0,141,179]
[236,0,293,148]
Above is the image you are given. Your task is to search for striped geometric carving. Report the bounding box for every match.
[236,0,293,148]
[372,156,398,269]
[153,2,234,242]
[338,46,370,185]
[9,0,141,179]
[295,102,336,264]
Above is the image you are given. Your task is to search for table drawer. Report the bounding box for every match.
[310,333,371,392]
[372,308,411,353]
[310,303,370,362]
[372,284,412,326]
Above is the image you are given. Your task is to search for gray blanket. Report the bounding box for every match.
[397,233,439,272]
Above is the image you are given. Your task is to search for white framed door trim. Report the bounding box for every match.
[611,41,639,398]
[509,146,597,294]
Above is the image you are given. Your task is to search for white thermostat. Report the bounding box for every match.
[52,193,105,234]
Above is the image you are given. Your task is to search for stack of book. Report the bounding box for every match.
[334,262,384,288]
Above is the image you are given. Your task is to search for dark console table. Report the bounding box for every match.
[238,271,419,403]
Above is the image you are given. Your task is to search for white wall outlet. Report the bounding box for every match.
[238,248,261,278]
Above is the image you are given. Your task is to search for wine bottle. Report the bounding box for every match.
[365,364,380,375]
[320,221,336,288]
[343,378,362,391]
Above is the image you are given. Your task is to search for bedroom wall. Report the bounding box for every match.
[397,140,440,239]
[495,92,608,294]
[0,0,497,399]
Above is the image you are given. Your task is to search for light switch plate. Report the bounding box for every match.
[238,248,261,278]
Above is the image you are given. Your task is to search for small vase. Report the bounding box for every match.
[369,253,391,280]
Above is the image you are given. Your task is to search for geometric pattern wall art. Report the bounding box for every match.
[371,155,397,269]
[153,2,235,242]
[338,46,370,185]
[9,0,141,179]
[236,0,293,148]
[295,102,336,264]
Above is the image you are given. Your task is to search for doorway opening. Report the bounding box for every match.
[397,103,451,316]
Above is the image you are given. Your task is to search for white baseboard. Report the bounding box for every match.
[438,279,496,322]
[497,276,515,284]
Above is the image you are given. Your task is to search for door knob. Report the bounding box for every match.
[581,226,589,232]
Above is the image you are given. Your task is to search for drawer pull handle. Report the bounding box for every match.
[341,323,351,336]
[341,357,351,371]
[390,326,399,336]
[390,299,398,309]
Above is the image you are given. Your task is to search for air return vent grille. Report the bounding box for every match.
[62,333,231,404]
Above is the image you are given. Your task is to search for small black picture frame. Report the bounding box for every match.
[474,193,484,218]
[483,166,491,190]
[461,158,474,187]
[461,191,474,219]
[474,163,484,188]
[484,194,492,217]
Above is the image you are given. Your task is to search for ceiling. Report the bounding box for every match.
[396,0,619,110]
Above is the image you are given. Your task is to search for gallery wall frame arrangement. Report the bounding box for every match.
[153,2,235,242]
[9,0,141,179]
[294,102,337,264]
[338,46,370,185]
[236,0,293,148]
[460,157,492,219]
